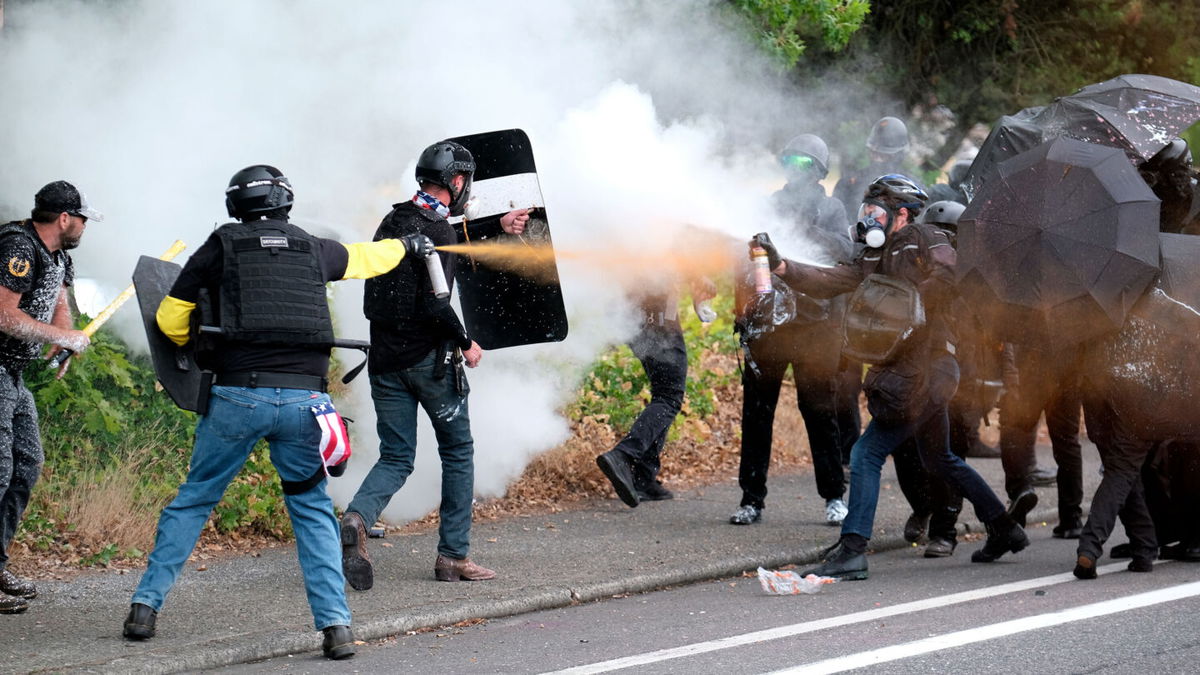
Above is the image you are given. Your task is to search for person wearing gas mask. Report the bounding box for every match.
[833,116,912,225]
[0,182,96,616]
[124,165,433,659]
[341,140,495,590]
[753,175,1026,580]
[727,133,851,527]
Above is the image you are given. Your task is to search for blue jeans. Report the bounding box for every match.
[132,386,350,630]
[348,351,475,559]
[841,367,1006,540]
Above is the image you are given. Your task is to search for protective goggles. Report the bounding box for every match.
[780,154,817,171]
[856,202,890,226]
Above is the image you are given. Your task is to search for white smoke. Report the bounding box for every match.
[0,0,842,524]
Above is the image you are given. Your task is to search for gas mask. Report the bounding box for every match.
[853,202,892,248]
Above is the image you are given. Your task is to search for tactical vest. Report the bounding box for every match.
[215,220,333,346]
[363,203,444,329]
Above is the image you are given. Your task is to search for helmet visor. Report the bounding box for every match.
[780,154,817,171]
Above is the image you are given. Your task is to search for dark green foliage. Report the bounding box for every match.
[730,0,871,67]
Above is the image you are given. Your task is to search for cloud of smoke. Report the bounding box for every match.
[0,0,848,524]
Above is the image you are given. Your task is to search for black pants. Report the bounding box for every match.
[1077,397,1157,561]
[738,332,844,508]
[1142,441,1200,548]
[1000,366,1083,525]
[894,388,975,540]
[612,323,687,483]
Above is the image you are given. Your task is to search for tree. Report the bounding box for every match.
[731,0,871,67]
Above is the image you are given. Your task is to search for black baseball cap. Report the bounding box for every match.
[34,181,104,222]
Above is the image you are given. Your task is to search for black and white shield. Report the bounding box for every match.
[132,256,210,413]
[446,128,569,349]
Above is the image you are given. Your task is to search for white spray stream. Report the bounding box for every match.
[0,0,846,524]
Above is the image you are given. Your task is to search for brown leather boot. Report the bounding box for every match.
[340,512,373,591]
[434,554,496,582]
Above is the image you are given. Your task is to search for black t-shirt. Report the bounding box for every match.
[168,224,348,377]
[0,221,73,371]
[367,203,471,373]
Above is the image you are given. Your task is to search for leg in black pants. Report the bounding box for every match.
[737,344,788,510]
[793,367,845,503]
[612,324,688,484]
[1046,386,1083,532]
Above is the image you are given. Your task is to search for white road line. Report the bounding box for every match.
[543,561,1140,675]
[771,579,1200,674]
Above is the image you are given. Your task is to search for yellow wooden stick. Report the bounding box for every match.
[80,239,187,337]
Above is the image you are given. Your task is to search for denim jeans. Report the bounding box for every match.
[348,350,474,559]
[132,386,350,630]
[841,357,1006,540]
[0,369,41,573]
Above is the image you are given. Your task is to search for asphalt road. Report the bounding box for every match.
[220,525,1200,674]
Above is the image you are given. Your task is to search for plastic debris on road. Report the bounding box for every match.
[757,567,838,595]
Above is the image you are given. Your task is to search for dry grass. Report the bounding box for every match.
[61,467,163,555]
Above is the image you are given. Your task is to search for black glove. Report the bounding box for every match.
[400,233,436,258]
[752,232,782,270]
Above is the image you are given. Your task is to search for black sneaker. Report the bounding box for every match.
[322,625,356,660]
[904,511,931,543]
[1052,520,1083,539]
[636,480,674,501]
[971,515,1029,563]
[1006,490,1038,528]
[596,450,639,508]
[800,542,869,581]
[0,592,28,615]
[1073,554,1098,579]
[1029,466,1057,487]
[729,504,762,525]
[924,537,958,558]
[1109,542,1133,559]
[1128,557,1155,573]
[123,603,157,640]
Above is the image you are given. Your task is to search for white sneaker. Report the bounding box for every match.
[825,498,848,525]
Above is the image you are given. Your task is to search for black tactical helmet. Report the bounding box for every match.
[919,200,966,230]
[863,174,928,215]
[780,133,830,178]
[225,165,294,219]
[866,116,910,155]
[416,140,476,216]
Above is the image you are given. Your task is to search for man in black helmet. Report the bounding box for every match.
[124,165,432,659]
[0,181,96,615]
[753,174,1026,580]
[728,133,852,527]
[341,139,496,588]
[833,116,912,224]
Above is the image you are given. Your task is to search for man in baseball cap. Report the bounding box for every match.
[33,180,104,226]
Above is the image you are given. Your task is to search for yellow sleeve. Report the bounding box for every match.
[156,295,196,346]
[341,240,408,279]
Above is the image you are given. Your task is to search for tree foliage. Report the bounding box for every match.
[731,0,871,67]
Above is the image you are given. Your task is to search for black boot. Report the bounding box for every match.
[971,514,1029,563]
[123,603,157,640]
[800,535,869,581]
[322,625,356,660]
[596,450,640,508]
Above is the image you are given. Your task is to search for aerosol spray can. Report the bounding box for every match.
[425,251,451,299]
[751,247,772,294]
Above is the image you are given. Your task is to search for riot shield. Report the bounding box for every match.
[447,129,569,349]
[132,256,210,413]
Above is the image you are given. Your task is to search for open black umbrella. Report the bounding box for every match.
[957,136,1161,344]
[964,74,1200,199]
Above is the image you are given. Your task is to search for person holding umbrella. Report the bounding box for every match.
[754,175,1027,580]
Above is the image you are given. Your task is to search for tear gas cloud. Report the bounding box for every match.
[0,0,854,523]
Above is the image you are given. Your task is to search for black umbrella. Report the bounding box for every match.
[964,74,1200,199]
[957,136,1161,344]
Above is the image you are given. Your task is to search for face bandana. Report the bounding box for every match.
[413,190,450,219]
